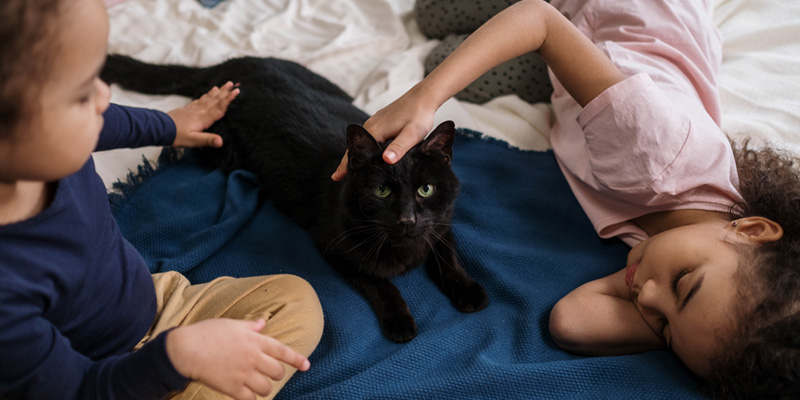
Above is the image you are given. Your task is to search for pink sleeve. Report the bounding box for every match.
[577,73,691,198]
[558,73,741,245]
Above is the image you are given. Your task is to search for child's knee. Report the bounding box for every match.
[269,274,325,354]
[271,274,322,313]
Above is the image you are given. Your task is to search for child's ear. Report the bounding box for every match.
[732,217,784,243]
[346,124,381,170]
[419,120,455,163]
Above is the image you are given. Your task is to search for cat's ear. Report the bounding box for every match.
[420,120,455,163]
[346,124,381,169]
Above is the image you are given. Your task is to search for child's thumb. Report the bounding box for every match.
[201,132,223,148]
[250,319,267,332]
[383,129,417,164]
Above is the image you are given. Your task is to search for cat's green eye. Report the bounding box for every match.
[373,184,392,198]
[417,184,435,198]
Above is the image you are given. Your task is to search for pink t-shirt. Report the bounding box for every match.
[547,0,743,246]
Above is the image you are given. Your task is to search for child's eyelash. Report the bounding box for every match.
[671,269,690,295]
[658,269,691,346]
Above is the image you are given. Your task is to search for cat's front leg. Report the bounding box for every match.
[425,229,489,313]
[336,267,418,343]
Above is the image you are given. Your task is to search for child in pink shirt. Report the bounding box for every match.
[332,0,800,397]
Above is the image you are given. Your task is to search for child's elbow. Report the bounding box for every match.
[548,297,592,353]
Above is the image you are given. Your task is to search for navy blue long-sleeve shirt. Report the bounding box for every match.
[0,104,189,399]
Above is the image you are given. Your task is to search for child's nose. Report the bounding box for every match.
[636,279,662,310]
[634,279,667,327]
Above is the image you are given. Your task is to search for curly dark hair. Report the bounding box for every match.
[705,141,800,399]
[0,0,65,137]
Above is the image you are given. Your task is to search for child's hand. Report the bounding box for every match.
[166,318,310,400]
[331,84,436,181]
[168,81,240,148]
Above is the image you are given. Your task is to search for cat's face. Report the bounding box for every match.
[345,121,459,244]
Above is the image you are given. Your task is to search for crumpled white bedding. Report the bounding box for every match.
[713,0,800,154]
[95,0,800,188]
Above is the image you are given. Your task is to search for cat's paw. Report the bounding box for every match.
[380,313,418,343]
[453,282,489,313]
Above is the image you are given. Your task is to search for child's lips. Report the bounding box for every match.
[625,261,638,289]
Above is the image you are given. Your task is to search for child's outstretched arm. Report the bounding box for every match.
[168,81,240,148]
[331,0,625,180]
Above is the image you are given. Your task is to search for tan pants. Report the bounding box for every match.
[135,271,324,400]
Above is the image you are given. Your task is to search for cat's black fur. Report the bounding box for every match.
[101,55,489,342]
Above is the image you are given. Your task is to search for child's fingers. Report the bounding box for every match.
[383,126,419,164]
[198,82,238,115]
[258,335,311,372]
[212,81,236,97]
[188,132,222,148]
[206,133,223,148]
[198,82,235,102]
[254,352,287,382]
[249,318,267,332]
[245,374,274,397]
[227,386,257,400]
[217,85,240,111]
[206,82,231,99]
[331,151,349,181]
[171,129,223,148]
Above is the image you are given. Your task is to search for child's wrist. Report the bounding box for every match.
[408,81,445,116]
[164,326,194,379]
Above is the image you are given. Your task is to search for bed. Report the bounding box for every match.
[98,0,800,398]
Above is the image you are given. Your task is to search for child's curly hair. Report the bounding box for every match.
[706,141,800,399]
[0,0,64,135]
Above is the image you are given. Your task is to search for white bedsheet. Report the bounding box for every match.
[713,0,800,154]
[96,0,800,188]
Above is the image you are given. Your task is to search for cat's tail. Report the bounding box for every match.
[101,54,213,98]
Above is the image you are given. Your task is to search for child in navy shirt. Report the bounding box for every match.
[0,0,324,399]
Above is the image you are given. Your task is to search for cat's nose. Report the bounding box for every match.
[398,216,416,227]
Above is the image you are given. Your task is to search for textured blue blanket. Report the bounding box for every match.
[110,130,706,399]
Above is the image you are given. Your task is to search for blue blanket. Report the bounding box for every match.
[110,129,706,399]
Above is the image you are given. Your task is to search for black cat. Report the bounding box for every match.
[101,55,489,342]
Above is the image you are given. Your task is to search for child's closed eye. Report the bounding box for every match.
[671,268,690,297]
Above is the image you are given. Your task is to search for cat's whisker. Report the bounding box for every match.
[427,235,450,268]
[323,225,381,255]
[328,224,378,243]
[424,236,449,285]
[429,230,468,271]
[364,230,382,258]
[359,230,389,270]
[341,229,385,255]
[363,231,388,269]
[376,232,389,265]
[351,218,386,225]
